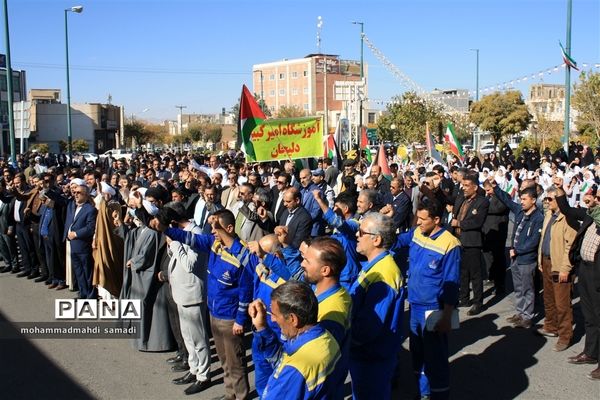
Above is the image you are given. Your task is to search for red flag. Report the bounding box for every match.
[238,85,266,161]
[371,144,391,179]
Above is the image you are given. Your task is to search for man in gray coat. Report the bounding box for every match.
[153,203,212,396]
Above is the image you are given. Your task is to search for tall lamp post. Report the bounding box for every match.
[470,48,479,150]
[352,21,364,162]
[562,0,573,155]
[65,5,83,163]
[2,0,15,161]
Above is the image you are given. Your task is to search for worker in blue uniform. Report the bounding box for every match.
[246,231,303,397]
[392,199,461,400]
[349,213,404,400]
[312,190,361,289]
[249,281,344,400]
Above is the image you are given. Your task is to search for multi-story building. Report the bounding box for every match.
[20,89,122,153]
[0,62,27,154]
[429,88,470,114]
[526,83,570,122]
[252,54,369,137]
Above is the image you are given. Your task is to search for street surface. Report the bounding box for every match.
[1,269,599,400]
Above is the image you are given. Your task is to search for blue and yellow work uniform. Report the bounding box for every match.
[317,283,352,399]
[256,323,344,400]
[250,248,303,397]
[323,209,361,289]
[348,251,404,400]
[164,228,255,326]
[395,227,461,400]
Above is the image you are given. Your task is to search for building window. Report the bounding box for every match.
[303,70,308,77]
[279,89,285,96]
[368,112,376,124]
[279,73,285,80]
[303,87,308,94]
[269,90,275,97]
[291,71,298,79]
[303,103,309,110]
[292,88,298,96]
[269,74,275,81]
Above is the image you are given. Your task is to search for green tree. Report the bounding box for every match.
[72,139,89,152]
[572,71,600,141]
[531,114,563,149]
[124,120,146,147]
[204,124,222,145]
[469,90,532,150]
[30,143,49,153]
[276,105,306,118]
[187,124,204,142]
[376,91,446,144]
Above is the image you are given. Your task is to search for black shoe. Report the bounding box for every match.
[171,362,189,372]
[44,279,53,285]
[27,271,40,279]
[467,305,483,316]
[173,372,196,385]
[184,379,211,395]
[458,300,470,308]
[0,266,12,273]
[166,353,185,364]
[16,270,31,278]
[34,275,49,283]
[10,268,21,274]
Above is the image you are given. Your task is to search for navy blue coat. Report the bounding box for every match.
[63,200,97,254]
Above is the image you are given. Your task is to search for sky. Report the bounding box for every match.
[4,0,600,121]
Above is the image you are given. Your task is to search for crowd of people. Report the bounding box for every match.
[1,139,600,399]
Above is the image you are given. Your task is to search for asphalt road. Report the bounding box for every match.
[1,269,599,400]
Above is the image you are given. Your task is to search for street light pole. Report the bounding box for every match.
[352,21,364,163]
[65,5,83,164]
[470,48,480,150]
[175,105,187,152]
[563,0,573,155]
[2,0,16,161]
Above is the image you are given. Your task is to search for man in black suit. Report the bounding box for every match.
[270,172,291,225]
[452,173,490,315]
[12,173,40,279]
[482,180,509,294]
[0,175,17,273]
[389,177,412,232]
[278,187,312,249]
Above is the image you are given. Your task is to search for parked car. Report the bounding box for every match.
[81,153,98,163]
[99,149,133,160]
[479,144,497,155]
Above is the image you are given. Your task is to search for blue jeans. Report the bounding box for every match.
[510,260,537,320]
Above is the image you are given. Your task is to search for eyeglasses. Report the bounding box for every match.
[358,228,378,237]
[276,180,286,185]
[543,197,555,202]
[73,191,86,195]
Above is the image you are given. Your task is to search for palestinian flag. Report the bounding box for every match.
[370,144,392,180]
[426,122,444,164]
[323,133,342,169]
[360,127,372,163]
[444,123,464,159]
[238,84,266,162]
[560,41,579,71]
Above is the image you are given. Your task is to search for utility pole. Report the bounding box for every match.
[470,48,480,150]
[352,21,364,163]
[175,105,187,152]
[3,0,16,161]
[563,0,573,155]
[317,16,328,136]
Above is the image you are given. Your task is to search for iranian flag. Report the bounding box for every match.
[444,123,464,159]
[560,41,579,71]
[238,84,266,162]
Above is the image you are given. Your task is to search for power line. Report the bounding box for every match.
[12,61,250,76]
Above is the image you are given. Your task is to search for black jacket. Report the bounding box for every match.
[453,194,490,248]
[278,206,312,249]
